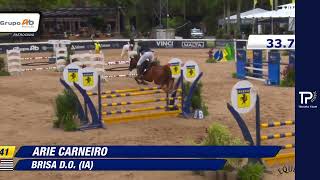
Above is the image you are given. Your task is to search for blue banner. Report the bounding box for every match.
[0,39,209,53]
[14,159,226,171]
[15,146,280,158]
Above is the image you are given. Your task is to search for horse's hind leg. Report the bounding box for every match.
[159,83,169,93]
[168,79,175,93]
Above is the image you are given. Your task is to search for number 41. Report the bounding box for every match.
[0,148,9,156]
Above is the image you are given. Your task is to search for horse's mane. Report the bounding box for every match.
[163,64,170,68]
[150,61,160,66]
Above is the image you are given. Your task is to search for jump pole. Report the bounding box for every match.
[227,94,295,166]
[236,49,281,85]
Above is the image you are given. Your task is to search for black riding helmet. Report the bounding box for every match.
[138,40,143,46]
[129,38,135,45]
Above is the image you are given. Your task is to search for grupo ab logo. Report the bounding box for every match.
[0,19,34,26]
[22,19,34,26]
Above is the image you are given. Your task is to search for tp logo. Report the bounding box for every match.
[299,91,317,104]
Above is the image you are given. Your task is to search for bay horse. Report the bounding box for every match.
[129,54,175,93]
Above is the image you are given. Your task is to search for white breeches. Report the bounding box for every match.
[137,52,154,66]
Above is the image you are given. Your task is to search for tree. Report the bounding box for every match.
[236,0,242,37]
[226,0,231,34]
[1,0,288,36]
[0,0,72,10]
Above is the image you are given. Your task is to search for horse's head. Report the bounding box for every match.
[129,54,139,71]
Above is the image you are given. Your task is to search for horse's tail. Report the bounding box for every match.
[163,65,175,92]
[163,64,172,78]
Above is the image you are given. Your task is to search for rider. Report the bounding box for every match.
[136,41,155,77]
[129,38,135,51]
[121,38,136,59]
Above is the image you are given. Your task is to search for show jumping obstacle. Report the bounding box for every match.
[103,60,136,78]
[20,56,54,67]
[60,70,203,130]
[85,74,182,127]
[7,39,132,74]
[99,88,182,124]
[70,52,135,79]
[6,49,56,73]
[21,56,49,60]
[236,49,295,85]
[227,95,295,167]
[258,116,295,166]
[6,49,22,75]
[6,40,71,72]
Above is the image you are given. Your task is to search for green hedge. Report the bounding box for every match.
[53,90,79,131]
[281,64,295,87]
[184,82,208,116]
[0,57,9,76]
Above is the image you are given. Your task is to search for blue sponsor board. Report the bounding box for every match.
[0,40,209,53]
[0,43,52,53]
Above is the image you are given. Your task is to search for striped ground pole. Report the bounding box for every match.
[260,120,295,128]
[103,74,138,78]
[281,144,295,149]
[102,97,182,107]
[89,90,164,98]
[105,61,130,65]
[260,132,295,141]
[22,66,57,71]
[102,86,162,94]
[103,109,182,124]
[102,105,181,115]
[22,56,50,60]
[88,88,182,96]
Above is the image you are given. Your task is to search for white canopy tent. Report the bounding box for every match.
[243,5,295,18]
[242,3,295,34]
[218,8,269,25]
[243,10,294,18]
[224,8,269,23]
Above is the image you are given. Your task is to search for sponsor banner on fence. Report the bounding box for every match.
[181,41,206,48]
[155,40,175,48]
[0,40,210,53]
[0,44,51,53]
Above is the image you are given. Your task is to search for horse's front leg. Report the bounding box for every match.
[134,76,141,84]
[159,83,168,93]
[140,79,148,85]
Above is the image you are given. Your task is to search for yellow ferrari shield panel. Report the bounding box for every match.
[68,69,78,83]
[186,65,196,78]
[237,88,251,108]
[83,72,94,87]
